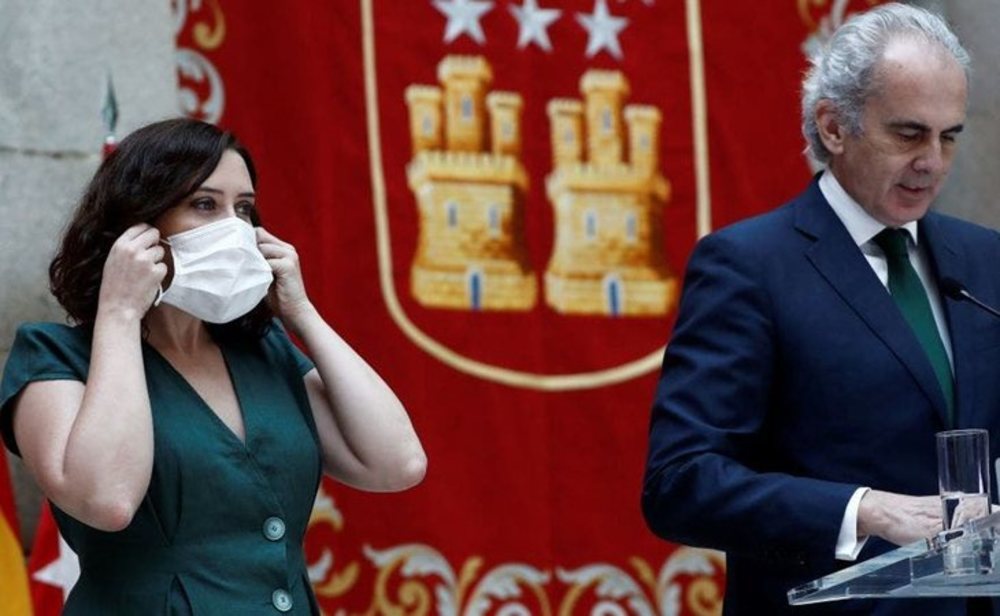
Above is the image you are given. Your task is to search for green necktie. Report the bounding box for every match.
[873,228,954,425]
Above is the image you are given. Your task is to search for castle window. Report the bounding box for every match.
[585,210,598,240]
[601,108,612,133]
[446,201,458,228]
[626,214,637,242]
[563,129,575,144]
[461,95,473,121]
[604,275,623,317]
[502,122,512,139]
[639,134,650,151]
[468,271,483,311]
[488,204,501,236]
[422,115,434,137]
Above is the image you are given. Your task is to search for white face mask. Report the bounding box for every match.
[156,218,274,323]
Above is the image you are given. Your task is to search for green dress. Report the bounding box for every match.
[0,321,323,615]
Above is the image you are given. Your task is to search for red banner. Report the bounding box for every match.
[173,1,878,612]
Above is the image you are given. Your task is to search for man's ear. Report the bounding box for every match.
[815,100,846,156]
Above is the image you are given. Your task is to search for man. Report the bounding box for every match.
[642,4,1000,614]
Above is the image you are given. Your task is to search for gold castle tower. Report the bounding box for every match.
[544,70,676,316]
[404,56,537,311]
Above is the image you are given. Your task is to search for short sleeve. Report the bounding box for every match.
[289,342,315,377]
[1,323,91,456]
[267,320,315,377]
[258,320,321,447]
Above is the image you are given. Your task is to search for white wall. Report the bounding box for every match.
[0,0,178,547]
[913,0,1000,227]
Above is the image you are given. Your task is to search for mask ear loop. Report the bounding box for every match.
[154,238,171,307]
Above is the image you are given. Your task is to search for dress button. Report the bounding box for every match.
[272,588,293,612]
[263,516,286,541]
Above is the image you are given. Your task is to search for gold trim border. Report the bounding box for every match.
[361,0,711,391]
[687,0,713,238]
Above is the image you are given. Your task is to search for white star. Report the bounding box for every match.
[433,0,495,45]
[509,0,562,52]
[576,0,629,60]
[32,533,80,602]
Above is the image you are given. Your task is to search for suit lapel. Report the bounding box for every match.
[793,182,949,424]
[921,213,976,427]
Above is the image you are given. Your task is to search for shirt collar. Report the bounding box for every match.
[818,170,919,247]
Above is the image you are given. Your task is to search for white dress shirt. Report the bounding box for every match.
[818,171,954,560]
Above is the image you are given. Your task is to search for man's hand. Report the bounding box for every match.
[857,490,942,546]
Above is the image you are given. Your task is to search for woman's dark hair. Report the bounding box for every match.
[50,118,273,338]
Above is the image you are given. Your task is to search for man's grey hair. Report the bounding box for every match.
[801,3,970,165]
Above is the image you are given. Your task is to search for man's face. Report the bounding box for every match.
[827,39,967,227]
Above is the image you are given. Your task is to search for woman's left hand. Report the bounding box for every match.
[257,227,313,321]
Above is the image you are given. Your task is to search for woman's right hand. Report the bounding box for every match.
[97,223,167,320]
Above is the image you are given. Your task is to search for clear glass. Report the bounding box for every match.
[937,429,992,575]
[938,429,991,529]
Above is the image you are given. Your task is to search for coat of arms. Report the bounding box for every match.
[365,0,709,390]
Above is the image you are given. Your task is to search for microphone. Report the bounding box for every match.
[940,277,1000,319]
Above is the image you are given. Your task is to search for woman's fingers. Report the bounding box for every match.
[119,222,153,242]
[148,245,166,264]
[134,226,161,247]
[256,226,295,250]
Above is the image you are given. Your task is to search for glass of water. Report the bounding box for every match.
[937,429,991,530]
[937,428,992,575]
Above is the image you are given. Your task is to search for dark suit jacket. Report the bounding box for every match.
[642,178,1000,615]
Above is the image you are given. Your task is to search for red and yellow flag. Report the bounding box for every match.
[1,455,31,616]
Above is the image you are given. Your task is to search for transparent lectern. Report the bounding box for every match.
[789,509,1000,605]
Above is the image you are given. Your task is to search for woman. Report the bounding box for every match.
[0,118,426,614]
